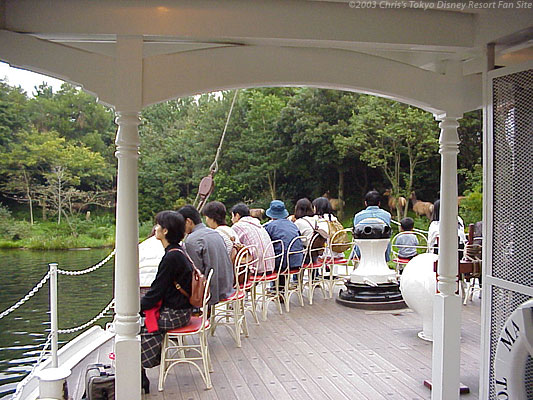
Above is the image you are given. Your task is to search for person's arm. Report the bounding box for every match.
[184,238,206,273]
[140,254,176,311]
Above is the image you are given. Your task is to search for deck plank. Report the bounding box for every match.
[143,287,481,400]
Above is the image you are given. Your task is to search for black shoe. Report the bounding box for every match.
[142,368,150,394]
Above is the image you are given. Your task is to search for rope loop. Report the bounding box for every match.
[57,300,114,334]
[12,332,54,400]
[57,249,115,276]
[0,272,51,319]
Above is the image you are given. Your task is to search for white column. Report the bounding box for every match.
[431,115,462,400]
[114,112,141,400]
[113,35,143,400]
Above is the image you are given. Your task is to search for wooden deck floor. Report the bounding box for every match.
[144,288,481,400]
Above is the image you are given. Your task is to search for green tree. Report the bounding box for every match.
[337,95,439,220]
[278,89,362,218]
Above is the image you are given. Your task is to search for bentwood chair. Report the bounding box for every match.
[248,239,284,321]
[236,245,259,324]
[159,270,214,391]
[279,235,306,312]
[209,246,252,347]
[323,228,356,298]
[301,233,328,305]
[459,224,483,305]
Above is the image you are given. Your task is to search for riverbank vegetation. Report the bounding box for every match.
[0,80,482,249]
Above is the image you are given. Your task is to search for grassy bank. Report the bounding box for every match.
[0,207,154,250]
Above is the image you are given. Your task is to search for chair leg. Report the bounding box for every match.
[284,275,291,313]
[233,300,242,347]
[248,285,260,324]
[158,334,168,391]
[297,271,304,307]
[260,281,269,322]
[274,279,283,315]
[240,299,249,338]
[308,269,315,305]
[200,333,213,389]
[318,268,327,299]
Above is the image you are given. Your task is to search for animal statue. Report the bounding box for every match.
[383,189,407,217]
[249,208,265,220]
[322,191,345,211]
[410,192,434,219]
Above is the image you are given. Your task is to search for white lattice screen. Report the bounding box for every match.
[482,62,533,399]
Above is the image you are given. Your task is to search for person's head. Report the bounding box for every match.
[154,210,186,245]
[312,197,333,216]
[365,190,381,207]
[400,217,415,232]
[177,205,202,234]
[431,199,440,222]
[265,200,289,220]
[230,203,250,224]
[202,201,227,228]
[294,198,314,219]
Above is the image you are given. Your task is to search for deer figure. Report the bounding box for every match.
[322,191,345,212]
[410,191,434,219]
[383,189,407,219]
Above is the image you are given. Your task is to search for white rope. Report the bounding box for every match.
[57,299,114,334]
[0,272,50,319]
[12,332,53,400]
[209,89,239,174]
[57,249,115,276]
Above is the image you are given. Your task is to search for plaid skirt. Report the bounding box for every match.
[141,306,191,368]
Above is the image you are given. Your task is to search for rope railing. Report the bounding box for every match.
[3,250,116,398]
[57,249,115,276]
[1,249,115,320]
[0,272,51,319]
[12,332,53,400]
[58,299,114,334]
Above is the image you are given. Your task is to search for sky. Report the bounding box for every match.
[0,61,66,96]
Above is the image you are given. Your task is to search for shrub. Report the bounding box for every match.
[460,190,483,227]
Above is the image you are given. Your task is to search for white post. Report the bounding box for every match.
[431,115,462,400]
[113,112,141,400]
[113,35,143,400]
[49,263,58,368]
[37,263,71,399]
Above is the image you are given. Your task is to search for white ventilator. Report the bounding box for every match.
[400,253,438,341]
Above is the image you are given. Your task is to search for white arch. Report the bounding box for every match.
[142,45,481,115]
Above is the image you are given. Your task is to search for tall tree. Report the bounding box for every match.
[278,88,362,218]
[336,95,439,220]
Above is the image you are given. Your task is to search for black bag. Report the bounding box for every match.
[83,363,115,400]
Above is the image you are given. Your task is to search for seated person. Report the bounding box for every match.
[177,205,235,305]
[427,199,466,256]
[292,198,321,262]
[231,203,275,275]
[201,201,241,257]
[352,190,392,261]
[264,200,304,272]
[312,196,343,259]
[396,217,418,260]
[140,211,193,392]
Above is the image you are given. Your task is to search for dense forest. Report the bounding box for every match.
[0,81,482,248]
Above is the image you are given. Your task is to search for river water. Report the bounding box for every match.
[0,248,114,399]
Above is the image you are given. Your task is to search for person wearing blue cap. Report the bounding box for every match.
[264,200,304,275]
